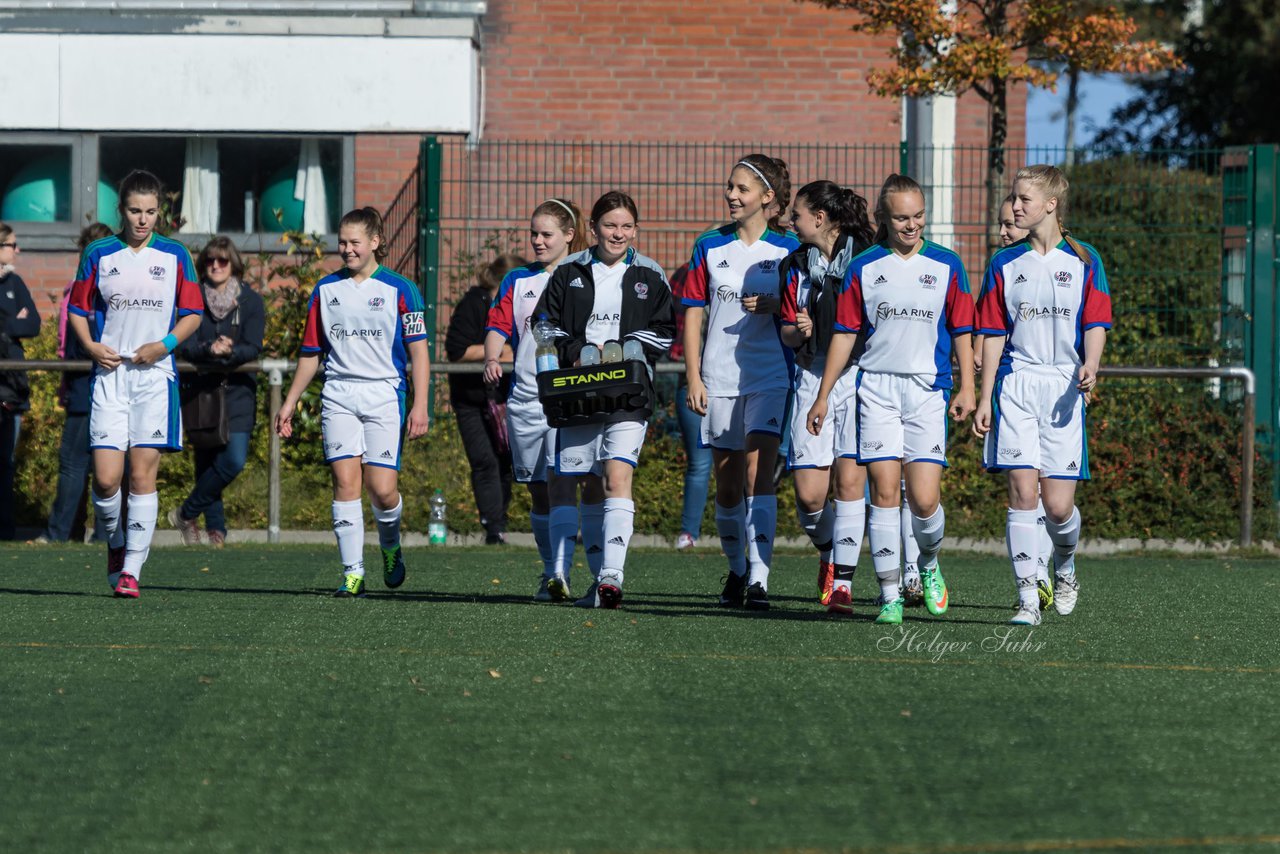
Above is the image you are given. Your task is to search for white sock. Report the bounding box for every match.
[1008,508,1041,607]
[531,512,553,575]
[796,501,834,563]
[1036,499,1053,585]
[745,494,777,589]
[868,504,901,602]
[581,502,605,581]
[371,495,403,551]
[332,499,365,576]
[548,504,578,580]
[601,498,634,583]
[912,505,945,570]
[832,498,865,578]
[1044,506,1081,577]
[715,501,747,576]
[901,487,920,578]
[121,491,158,580]
[93,488,124,560]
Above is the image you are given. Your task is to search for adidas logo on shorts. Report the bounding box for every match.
[328,295,341,307]
[151,429,164,438]
[608,536,625,545]
[873,275,888,285]
[716,259,731,268]
[931,444,942,453]
[753,533,768,543]
[1012,552,1032,562]
[587,545,602,553]
[380,450,393,459]
[767,417,778,426]
[873,547,895,558]
[333,520,353,529]
[1014,273,1028,284]
[1067,461,1078,471]
[837,537,857,546]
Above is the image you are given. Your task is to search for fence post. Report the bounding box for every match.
[419,135,442,419]
[262,358,289,545]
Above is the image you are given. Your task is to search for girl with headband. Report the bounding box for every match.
[483,198,591,601]
[682,153,798,611]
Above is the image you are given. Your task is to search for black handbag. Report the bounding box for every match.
[182,379,229,449]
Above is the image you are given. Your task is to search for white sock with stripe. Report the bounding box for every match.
[1044,506,1081,578]
[531,511,553,576]
[93,488,125,585]
[332,499,365,576]
[797,501,834,563]
[1007,508,1041,608]
[601,498,634,585]
[121,491,157,580]
[745,494,777,590]
[715,501,747,577]
[912,505,945,570]
[371,495,402,551]
[581,502,605,582]
[832,498,865,592]
[868,504,901,602]
[548,504,578,581]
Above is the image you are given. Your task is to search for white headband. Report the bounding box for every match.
[542,198,577,225]
[735,160,773,192]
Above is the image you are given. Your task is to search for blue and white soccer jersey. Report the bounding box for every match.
[487,263,555,483]
[69,234,203,451]
[301,265,427,469]
[682,224,798,450]
[977,240,1113,479]
[835,241,976,465]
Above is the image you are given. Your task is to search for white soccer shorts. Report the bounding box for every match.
[90,365,181,451]
[506,394,554,484]
[700,389,788,451]
[856,371,949,466]
[983,366,1088,479]
[321,378,405,469]
[789,362,859,469]
[555,419,648,476]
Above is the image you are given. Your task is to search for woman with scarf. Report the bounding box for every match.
[778,181,874,614]
[169,236,265,546]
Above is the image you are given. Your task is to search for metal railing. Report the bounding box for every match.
[0,360,1260,546]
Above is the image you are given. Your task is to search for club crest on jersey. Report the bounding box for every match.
[918,274,937,289]
[368,297,386,311]
[634,281,649,299]
[1055,271,1073,286]
[402,311,426,336]
[758,260,778,272]
[149,265,166,280]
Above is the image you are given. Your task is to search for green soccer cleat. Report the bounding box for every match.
[875,597,904,625]
[922,564,949,615]
[1037,578,1054,611]
[335,573,366,598]
[546,573,571,602]
[382,545,406,589]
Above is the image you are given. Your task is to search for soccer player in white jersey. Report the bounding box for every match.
[778,181,874,614]
[68,170,204,598]
[483,198,596,602]
[534,191,675,609]
[974,165,1112,625]
[275,208,430,597]
[683,154,799,611]
[808,174,977,625]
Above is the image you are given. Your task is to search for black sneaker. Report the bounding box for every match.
[719,571,747,607]
[745,582,770,611]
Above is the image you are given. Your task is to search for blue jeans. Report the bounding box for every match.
[0,411,20,540]
[676,391,712,538]
[43,412,98,542]
[180,431,251,535]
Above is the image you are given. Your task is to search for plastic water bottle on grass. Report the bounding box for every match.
[428,489,448,545]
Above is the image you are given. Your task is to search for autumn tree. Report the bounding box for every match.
[805,0,1179,248]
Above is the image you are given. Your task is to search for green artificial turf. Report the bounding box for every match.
[2,544,1279,853]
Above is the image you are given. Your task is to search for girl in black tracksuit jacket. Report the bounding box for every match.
[532,191,675,610]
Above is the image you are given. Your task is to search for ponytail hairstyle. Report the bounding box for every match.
[735,153,791,233]
[872,174,925,245]
[116,169,164,218]
[1014,164,1088,261]
[338,206,389,262]
[590,190,639,228]
[795,180,874,249]
[532,197,588,254]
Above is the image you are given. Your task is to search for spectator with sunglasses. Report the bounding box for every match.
[169,236,265,547]
[0,221,40,540]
